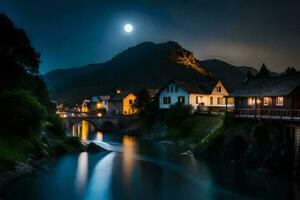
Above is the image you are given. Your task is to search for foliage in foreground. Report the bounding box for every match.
[0,89,47,137]
[0,13,68,169]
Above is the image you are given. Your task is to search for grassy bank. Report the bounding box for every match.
[141,102,295,175]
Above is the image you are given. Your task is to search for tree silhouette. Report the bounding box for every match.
[245,70,254,81]
[0,13,64,137]
[284,67,298,76]
[256,63,270,78]
[0,13,40,73]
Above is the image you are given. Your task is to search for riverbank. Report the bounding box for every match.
[140,110,298,179]
[0,133,85,198]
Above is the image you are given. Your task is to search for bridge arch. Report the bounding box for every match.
[63,116,136,132]
[101,121,118,132]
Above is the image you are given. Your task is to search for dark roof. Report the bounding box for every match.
[109,91,135,101]
[161,80,218,94]
[173,80,207,94]
[229,75,300,97]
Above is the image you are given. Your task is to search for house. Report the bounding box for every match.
[229,75,300,121]
[107,90,138,116]
[89,95,110,114]
[159,80,234,111]
[229,75,300,170]
[81,99,90,113]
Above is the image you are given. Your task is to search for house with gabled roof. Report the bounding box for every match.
[107,90,138,115]
[229,75,300,121]
[159,80,233,111]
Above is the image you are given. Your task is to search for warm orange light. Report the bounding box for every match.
[81,120,88,140]
[96,102,102,109]
[82,106,89,113]
[97,113,102,117]
[122,135,137,184]
[263,97,270,106]
[96,132,103,142]
[116,89,121,94]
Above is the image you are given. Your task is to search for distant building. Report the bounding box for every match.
[158,80,233,111]
[81,99,90,113]
[108,90,138,115]
[89,95,110,113]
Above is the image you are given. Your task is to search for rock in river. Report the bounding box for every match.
[86,142,106,153]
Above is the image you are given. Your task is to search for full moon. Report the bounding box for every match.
[124,24,133,33]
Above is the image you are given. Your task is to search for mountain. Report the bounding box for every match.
[198,59,247,92]
[238,66,259,75]
[44,41,258,105]
[44,41,210,105]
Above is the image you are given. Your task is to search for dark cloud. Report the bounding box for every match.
[1,0,299,73]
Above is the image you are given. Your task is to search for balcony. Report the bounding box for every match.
[234,108,300,121]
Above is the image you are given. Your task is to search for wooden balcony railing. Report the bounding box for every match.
[234,108,300,121]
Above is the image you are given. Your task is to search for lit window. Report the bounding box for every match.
[96,102,102,109]
[276,97,284,106]
[199,96,203,103]
[257,99,261,104]
[196,96,203,104]
[263,97,270,106]
[248,97,255,106]
[217,97,222,105]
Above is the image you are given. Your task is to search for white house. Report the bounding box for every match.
[159,80,234,110]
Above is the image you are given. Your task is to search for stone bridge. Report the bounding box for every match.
[63,115,137,132]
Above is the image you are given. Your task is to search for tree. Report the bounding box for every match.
[165,102,193,128]
[0,90,47,137]
[0,13,40,74]
[256,63,270,78]
[0,13,64,137]
[245,70,254,81]
[134,88,159,124]
[283,67,298,76]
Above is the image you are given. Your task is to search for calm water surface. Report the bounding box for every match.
[6,120,300,200]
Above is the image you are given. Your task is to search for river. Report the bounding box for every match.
[5,120,300,200]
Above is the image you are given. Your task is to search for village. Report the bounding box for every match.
[2,2,300,198]
[57,75,300,156]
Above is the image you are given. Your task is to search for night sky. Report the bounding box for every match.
[1,0,299,73]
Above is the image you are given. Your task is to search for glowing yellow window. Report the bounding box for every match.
[96,102,102,109]
[276,97,284,106]
[248,97,255,106]
[263,97,270,106]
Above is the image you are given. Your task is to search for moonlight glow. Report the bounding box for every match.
[124,24,133,33]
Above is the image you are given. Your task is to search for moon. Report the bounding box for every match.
[124,24,133,33]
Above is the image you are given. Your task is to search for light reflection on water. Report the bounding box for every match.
[83,152,115,200]
[6,120,300,200]
[122,135,137,187]
[75,152,88,195]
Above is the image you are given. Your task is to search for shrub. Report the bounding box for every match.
[194,127,226,159]
[0,89,47,137]
[46,113,66,137]
[164,102,193,128]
